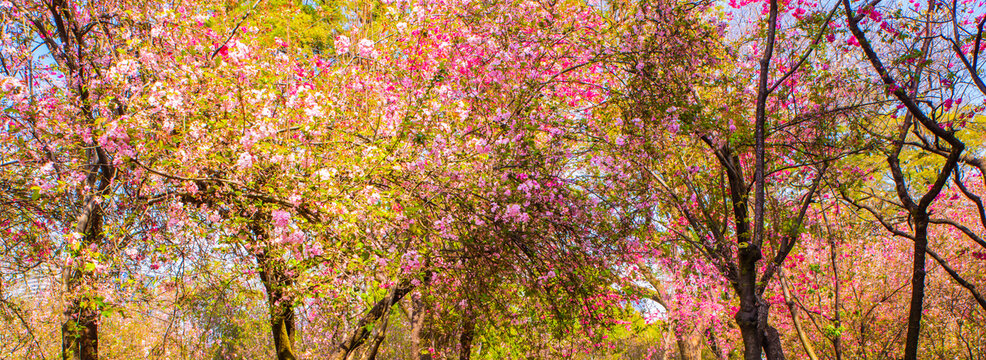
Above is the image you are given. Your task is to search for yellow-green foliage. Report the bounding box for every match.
[248,0,343,53]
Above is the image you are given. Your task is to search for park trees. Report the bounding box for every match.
[835,0,986,357]
[594,0,881,358]
[0,1,180,359]
[2,0,986,359]
[106,0,636,359]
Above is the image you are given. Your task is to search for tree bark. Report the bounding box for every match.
[62,299,98,360]
[409,295,432,360]
[779,269,819,360]
[64,148,114,360]
[674,326,704,360]
[763,324,786,360]
[259,267,297,360]
[722,149,771,360]
[828,230,843,360]
[458,311,475,360]
[254,221,298,360]
[735,251,764,360]
[334,280,417,360]
[269,299,297,360]
[903,213,929,360]
[718,146,786,360]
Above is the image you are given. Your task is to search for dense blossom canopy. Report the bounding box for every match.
[1,0,984,359]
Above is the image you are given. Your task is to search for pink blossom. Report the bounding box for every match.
[506,204,522,218]
[357,39,375,58]
[1,75,24,99]
[505,204,530,223]
[226,39,250,61]
[113,59,139,77]
[235,152,254,169]
[335,35,351,55]
[286,230,305,244]
[272,210,291,228]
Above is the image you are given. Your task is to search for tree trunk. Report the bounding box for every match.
[674,326,703,360]
[64,150,113,360]
[903,213,929,360]
[250,217,299,360]
[334,281,417,360]
[720,148,774,360]
[62,298,98,360]
[269,300,297,360]
[828,233,843,360]
[258,254,297,360]
[736,246,764,360]
[763,323,786,360]
[459,312,475,360]
[410,295,432,360]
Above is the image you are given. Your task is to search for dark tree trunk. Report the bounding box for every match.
[459,311,475,360]
[903,213,929,360]
[735,249,763,360]
[840,3,964,356]
[719,147,786,360]
[62,299,98,360]
[763,323,785,360]
[722,150,771,360]
[735,286,785,360]
[64,148,113,360]
[257,249,298,360]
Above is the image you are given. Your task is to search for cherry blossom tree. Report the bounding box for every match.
[2,0,986,359]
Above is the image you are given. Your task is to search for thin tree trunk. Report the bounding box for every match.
[459,312,475,360]
[904,214,930,360]
[828,230,843,360]
[334,281,417,360]
[253,220,298,360]
[779,269,819,360]
[64,148,113,360]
